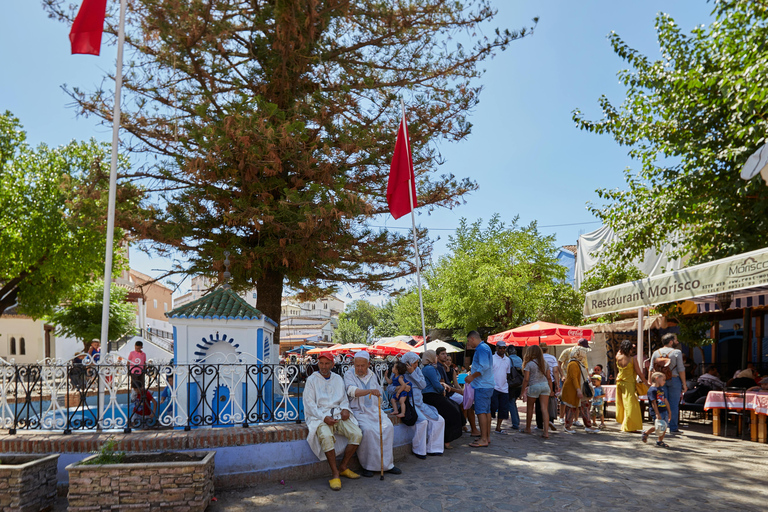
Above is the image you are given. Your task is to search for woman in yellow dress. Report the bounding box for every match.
[615,339,645,432]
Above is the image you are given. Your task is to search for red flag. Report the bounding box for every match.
[70,0,108,55]
[387,116,418,219]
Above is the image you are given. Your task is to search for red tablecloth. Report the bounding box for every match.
[704,391,768,414]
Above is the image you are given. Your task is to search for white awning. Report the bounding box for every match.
[583,246,768,317]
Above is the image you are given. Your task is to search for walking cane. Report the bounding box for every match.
[378,395,384,480]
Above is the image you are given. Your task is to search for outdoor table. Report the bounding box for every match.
[704,390,768,443]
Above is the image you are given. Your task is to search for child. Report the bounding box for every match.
[590,374,606,429]
[643,372,670,447]
[388,362,412,418]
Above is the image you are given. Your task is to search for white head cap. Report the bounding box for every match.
[354,351,370,361]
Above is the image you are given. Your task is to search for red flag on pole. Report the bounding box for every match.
[387,116,418,219]
[70,0,108,55]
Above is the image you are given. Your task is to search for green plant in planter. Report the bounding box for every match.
[82,439,125,465]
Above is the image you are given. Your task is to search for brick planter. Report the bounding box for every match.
[66,451,215,512]
[0,453,59,512]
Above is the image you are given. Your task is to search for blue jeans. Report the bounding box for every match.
[508,388,520,428]
[663,376,682,431]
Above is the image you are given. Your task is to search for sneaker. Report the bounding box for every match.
[563,428,576,434]
[573,420,584,427]
[510,425,520,430]
[557,418,565,425]
[585,427,600,434]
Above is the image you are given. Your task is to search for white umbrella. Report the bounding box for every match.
[424,340,462,353]
[740,142,768,185]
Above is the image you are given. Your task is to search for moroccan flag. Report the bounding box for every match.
[70,0,108,55]
[387,116,418,219]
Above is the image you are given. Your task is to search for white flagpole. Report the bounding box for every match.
[400,99,428,352]
[100,0,128,354]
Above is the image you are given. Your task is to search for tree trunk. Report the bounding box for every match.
[256,268,285,345]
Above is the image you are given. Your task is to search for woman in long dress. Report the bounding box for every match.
[615,339,644,432]
[560,346,599,434]
[420,350,463,448]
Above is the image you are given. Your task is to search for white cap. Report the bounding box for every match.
[354,351,370,361]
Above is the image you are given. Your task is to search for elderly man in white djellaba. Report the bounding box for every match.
[343,351,403,477]
[304,352,363,491]
[390,351,445,458]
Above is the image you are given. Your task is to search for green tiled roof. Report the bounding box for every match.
[166,288,267,321]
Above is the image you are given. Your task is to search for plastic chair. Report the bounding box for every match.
[722,387,749,439]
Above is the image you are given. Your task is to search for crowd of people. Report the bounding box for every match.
[302,331,643,491]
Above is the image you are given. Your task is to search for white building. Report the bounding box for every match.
[0,306,55,364]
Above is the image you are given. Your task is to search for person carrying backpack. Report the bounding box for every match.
[506,346,524,430]
[649,333,687,434]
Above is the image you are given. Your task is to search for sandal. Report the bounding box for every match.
[642,432,649,443]
[468,442,489,448]
[656,441,669,448]
[494,429,508,435]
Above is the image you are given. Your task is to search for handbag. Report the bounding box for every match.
[579,363,594,399]
[462,382,475,411]
[507,365,523,391]
[635,379,649,397]
[402,395,418,426]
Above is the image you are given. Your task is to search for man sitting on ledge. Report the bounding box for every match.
[344,351,402,477]
[304,352,363,491]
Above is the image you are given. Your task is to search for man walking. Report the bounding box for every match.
[649,333,687,434]
[465,331,494,448]
[506,347,523,430]
[491,340,511,434]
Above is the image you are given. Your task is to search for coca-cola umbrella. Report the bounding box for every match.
[488,321,592,347]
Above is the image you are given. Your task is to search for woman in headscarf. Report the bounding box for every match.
[391,351,445,457]
[561,346,601,434]
[615,339,644,432]
[421,350,463,448]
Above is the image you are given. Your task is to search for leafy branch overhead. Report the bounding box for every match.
[573,0,768,266]
[0,111,140,319]
[43,0,537,337]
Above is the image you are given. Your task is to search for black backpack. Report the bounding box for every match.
[507,365,523,391]
[401,395,418,426]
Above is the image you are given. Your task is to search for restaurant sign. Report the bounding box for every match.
[583,246,768,317]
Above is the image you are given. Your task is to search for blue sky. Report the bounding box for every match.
[1,1,712,302]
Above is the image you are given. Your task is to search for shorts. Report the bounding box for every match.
[527,381,550,399]
[491,390,509,420]
[316,419,363,454]
[590,402,604,418]
[473,387,494,414]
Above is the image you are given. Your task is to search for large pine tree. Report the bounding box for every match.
[45,0,535,340]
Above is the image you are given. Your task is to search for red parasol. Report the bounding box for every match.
[487,321,592,347]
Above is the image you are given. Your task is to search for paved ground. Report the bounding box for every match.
[207,413,768,512]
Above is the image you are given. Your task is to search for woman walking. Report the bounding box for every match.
[615,339,644,432]
[561,346,600,434]
[520,345,552,438]
[421,350,463,448]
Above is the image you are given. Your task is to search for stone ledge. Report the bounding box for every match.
[0,414,402,454]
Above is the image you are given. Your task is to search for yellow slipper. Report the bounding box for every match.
[339,468,360,479]
[329,478,342,491]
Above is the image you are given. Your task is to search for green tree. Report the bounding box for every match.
[334,317,367,345]
[424,215,576,335]
[372,300,399,339]
[338,299,379,341]
[392,289,440,337]
[573,0,768,266]
[0,112,137,318]
[47,280,138,351]
[44,0,536,340]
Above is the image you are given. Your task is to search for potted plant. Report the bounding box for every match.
[66,440,215,511]
[0,453,59,512]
